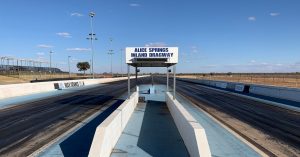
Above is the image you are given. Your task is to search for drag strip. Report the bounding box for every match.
[0,77,150,156]
[155,77,300,157]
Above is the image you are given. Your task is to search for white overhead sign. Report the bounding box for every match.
[126,47,178,65]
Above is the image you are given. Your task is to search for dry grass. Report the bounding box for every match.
[0,75,28,85]
[179,74,300,88]
[0,72,117,85]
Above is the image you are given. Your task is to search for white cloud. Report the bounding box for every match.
[56,32,72,38]
[248,16,256,21]
[270,12,280,17]
[37,44,53,48]
[36,52,45,56]
[71,12,83,17]
[191,46,199,53]
[129,3,140,7]
[66,48,91,52]
[145,42,167,47]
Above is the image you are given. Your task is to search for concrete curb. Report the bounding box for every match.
[166,92,211,157]
[88,92,139,157]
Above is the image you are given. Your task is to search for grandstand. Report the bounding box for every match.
[0,65,62,73]
[0,56,62,74]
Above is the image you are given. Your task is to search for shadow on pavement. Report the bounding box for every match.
[59,99,124,157]
[137,100,189,157]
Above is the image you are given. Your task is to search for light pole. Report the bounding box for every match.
[108,38,114,77]
[108,50,114,77]
[120,49,123,77]
[49,51,53,78]
[90,59,92,76]
[68,56,71,78]
[87,11,97,79]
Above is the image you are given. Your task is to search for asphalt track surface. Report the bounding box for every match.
[155,77,300,157]
[0,77,151,157]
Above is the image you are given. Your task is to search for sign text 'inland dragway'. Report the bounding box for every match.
[131,48,174,58]
[126,47,178,64]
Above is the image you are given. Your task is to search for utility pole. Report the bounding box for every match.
[68,56,71,78]
[108,38,114,77]
[49,51,54,78]
[90,59,92,76]
[120,49,123,77]
[87,11,97,79]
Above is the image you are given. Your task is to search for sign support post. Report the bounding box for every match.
[167,67,169,92]
[125,47,178,100]
[128,65,130,99]
[135,67,138,91]
[173,65,176,100]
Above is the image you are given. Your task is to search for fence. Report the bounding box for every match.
[178,73,300,88]
[0,57,130,84]
[0,68,133,85]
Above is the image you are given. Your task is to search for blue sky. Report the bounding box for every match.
[0,0,300,73]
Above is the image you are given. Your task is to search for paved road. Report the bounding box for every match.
[0,77,150,156]
[155,77,300,157]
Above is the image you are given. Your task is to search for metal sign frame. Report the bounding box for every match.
[126,47,178,100]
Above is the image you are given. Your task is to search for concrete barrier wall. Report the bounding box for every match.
[88,92,139,157]
[250,85,300,102]
[0,76,146,100]
[226,82,237,91]
[179,78,300,103]
[215,82,227,89]
[235,84,245,92]
[166,92,211,157]
[56,81,85,90]
[0,82,55,99]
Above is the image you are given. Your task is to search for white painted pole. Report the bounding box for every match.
[135,66,138,92]
[128,64,130,99]
[167,67,169,92]
[89,12,95,79]
[173,65,176,100]
[120,49,123,77]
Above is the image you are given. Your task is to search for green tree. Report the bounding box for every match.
[77,62,90,75]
